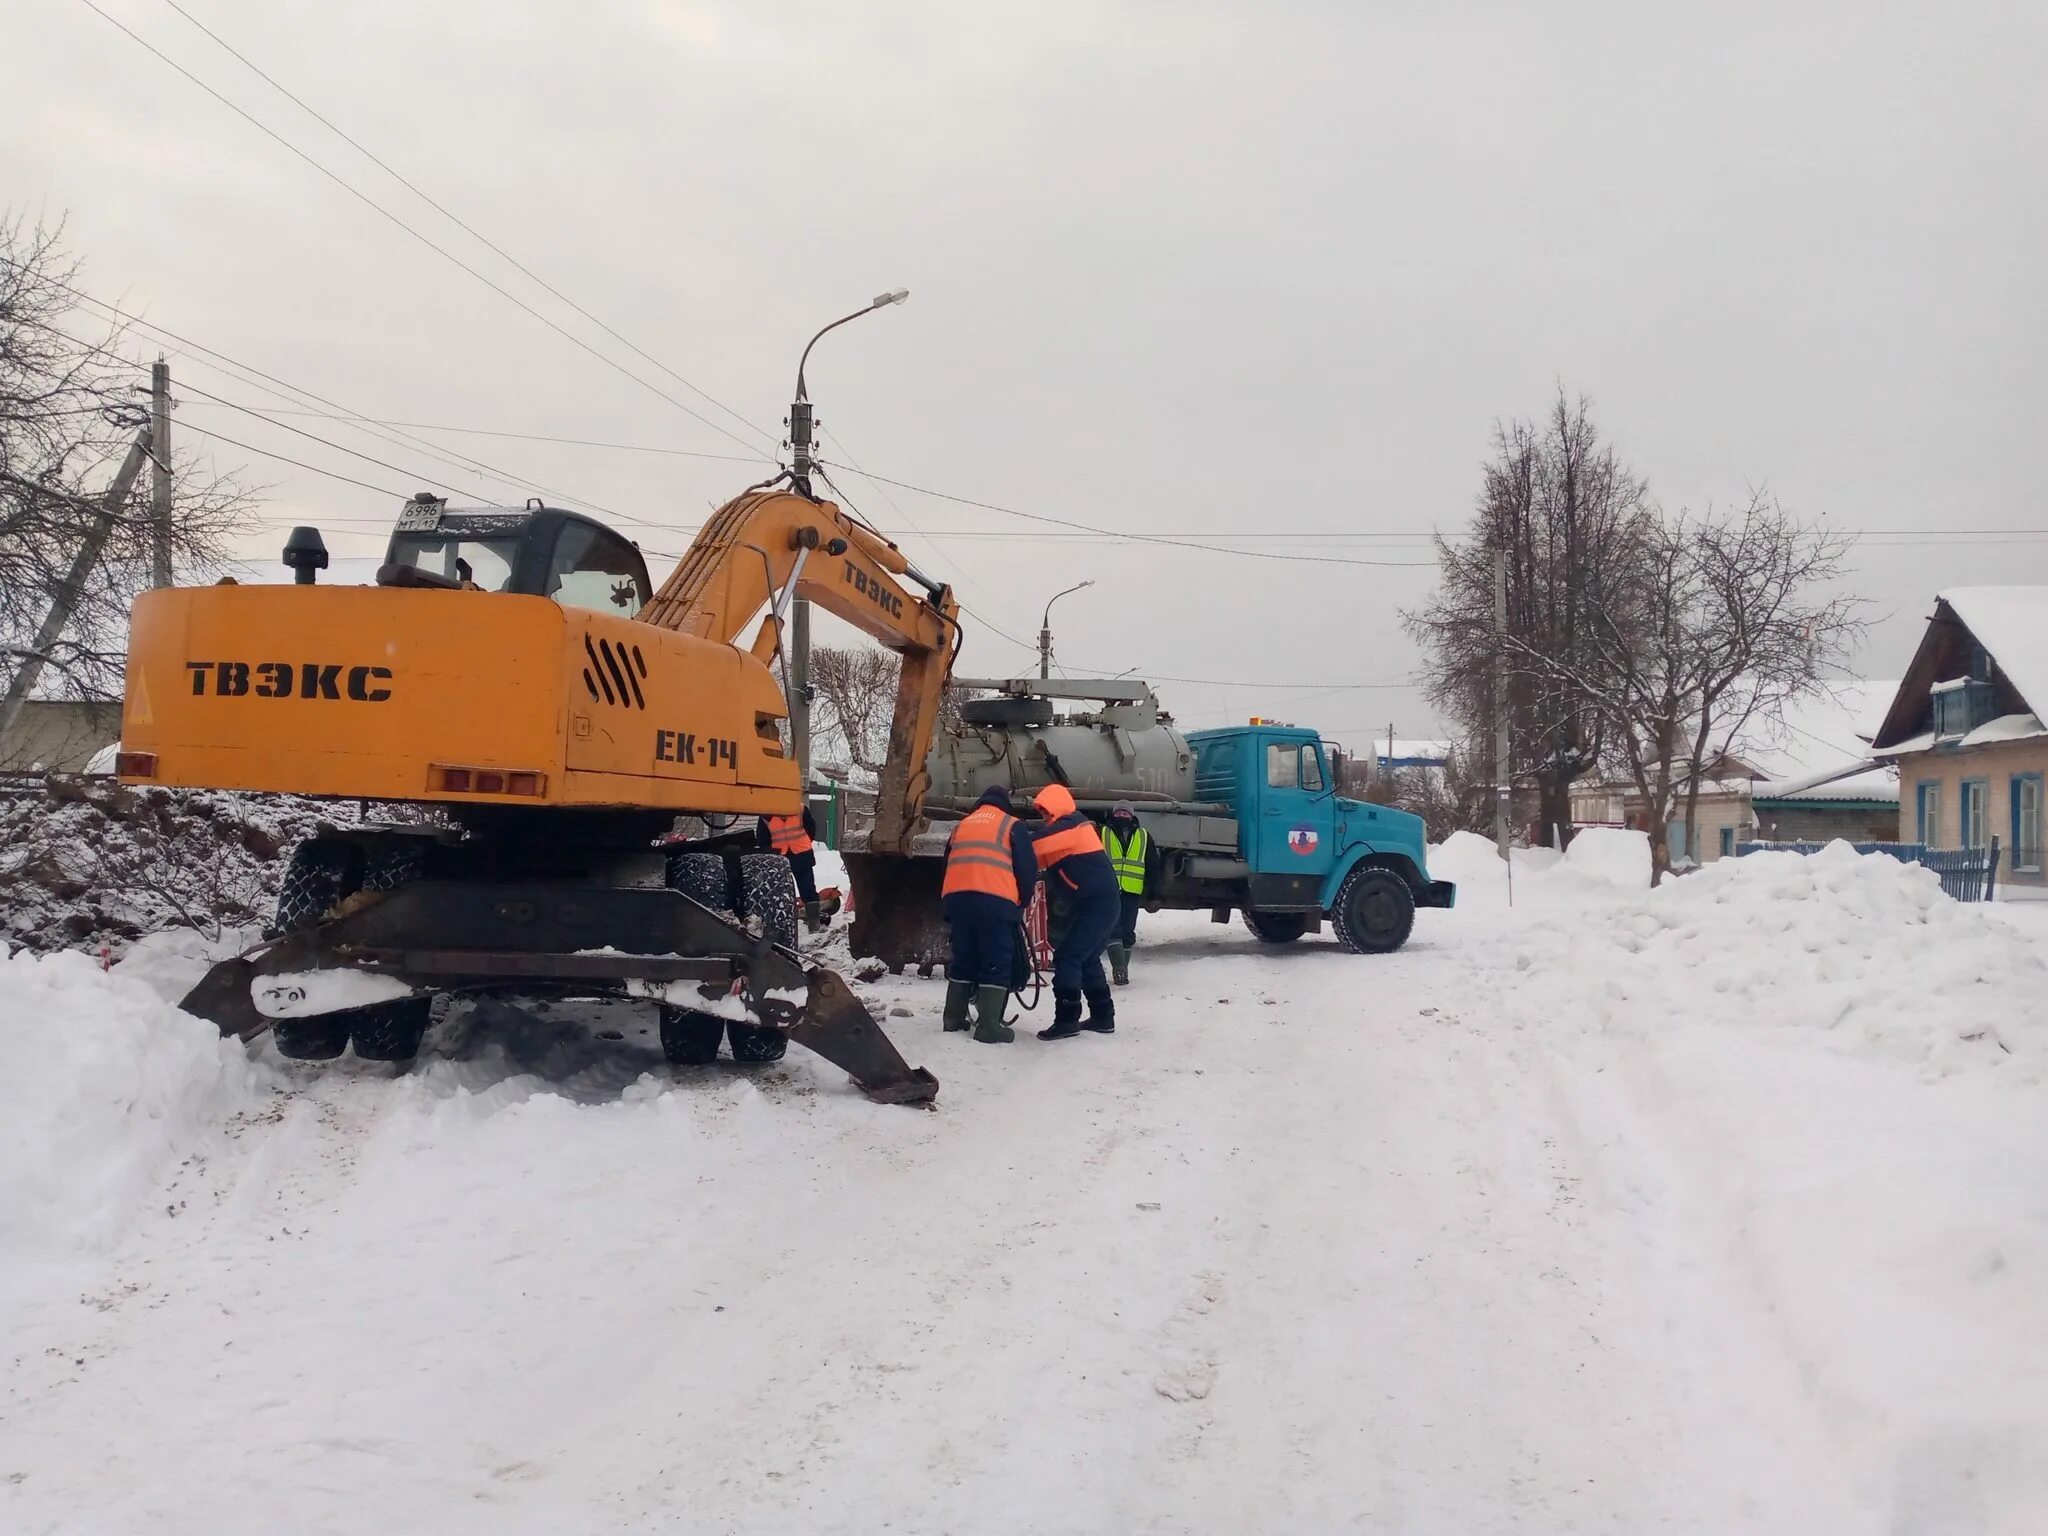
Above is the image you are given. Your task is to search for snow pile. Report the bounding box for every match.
[1493,841,2047,1072]
[0,776,437,958]
[1430,825,1652,909]
[0,944,267,1255]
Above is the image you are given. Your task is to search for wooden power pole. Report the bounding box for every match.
[0,427,154,742]
[1494,544,1510,862]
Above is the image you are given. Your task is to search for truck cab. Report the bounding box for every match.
[1184,724,1455,952]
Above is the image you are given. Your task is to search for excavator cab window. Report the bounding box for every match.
[545,518,650,615]
[386,532,521,591]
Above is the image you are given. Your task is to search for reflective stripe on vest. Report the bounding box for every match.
[1102,824,1148,893]
[943,805,1021,902]
[767,813,813,855]
[1033,817,1105,870]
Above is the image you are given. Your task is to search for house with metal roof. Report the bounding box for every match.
[1869,588,2048,890]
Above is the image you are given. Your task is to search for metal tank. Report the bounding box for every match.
[925,679,1195,807]
[844,678,1195,970]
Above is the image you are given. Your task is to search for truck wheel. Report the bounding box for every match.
[661,852,734,1065]
[349,996,434,1062]
[731,854,796,1063]
[268,838,359,938]
[1332,866,1415,955]
[1243,910,1309,945]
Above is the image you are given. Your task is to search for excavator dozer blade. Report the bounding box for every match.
[179,930,357,1042]
[781,967,939,1106]
[842,851,950,973]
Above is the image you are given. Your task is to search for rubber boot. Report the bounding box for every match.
[1038,990,1085,1041]
[1107,943,1130,986]
[803,900,826,933]
[942,979,974,1033]
[1082,985,1116,1034]
[972,984,1015,1044]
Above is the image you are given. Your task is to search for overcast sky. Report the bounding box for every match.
[8,1,2046,750]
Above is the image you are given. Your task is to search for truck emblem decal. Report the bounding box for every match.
[654,730,738,770]
[185,661,392,701]
[1287,825,1319,855]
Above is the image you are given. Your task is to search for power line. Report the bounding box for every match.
[157,0,778,453]
[818,460,1436,568]
[77,0,766,456]
[178,421,412,499]
[194,408,772,465]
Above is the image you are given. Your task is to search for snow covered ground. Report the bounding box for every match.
[4,835,2046,1533]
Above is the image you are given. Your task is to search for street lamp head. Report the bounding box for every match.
[873,288,910,309]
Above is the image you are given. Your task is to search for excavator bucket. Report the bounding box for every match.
[175,879,937,1106]
[842,850,952,974]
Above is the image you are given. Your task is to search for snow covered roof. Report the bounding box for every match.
[1374,738,1451,766]
[1873,712,2048,759]
[1939,587,2048,717]
[1731,679,1897,784]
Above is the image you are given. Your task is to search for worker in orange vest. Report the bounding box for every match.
[941,785,1039,1043]
[1027,782,1120,1040]
[755,805,826,931]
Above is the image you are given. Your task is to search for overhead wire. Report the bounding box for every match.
[157,0,778,454]
[76,0,767,455]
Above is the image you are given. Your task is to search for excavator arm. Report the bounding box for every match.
[637,489,961,852]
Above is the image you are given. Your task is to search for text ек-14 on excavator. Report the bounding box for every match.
[117,473,960,1105]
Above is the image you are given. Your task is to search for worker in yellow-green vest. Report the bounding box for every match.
[1101,801,1151,986]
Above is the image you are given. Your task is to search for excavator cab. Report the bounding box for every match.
[379,494,651,617]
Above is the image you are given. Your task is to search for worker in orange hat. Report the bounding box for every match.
[1025,782,1120,1040]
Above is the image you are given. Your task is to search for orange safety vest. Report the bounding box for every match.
[1032,816,1105,870]
[767,813,813,855]
[943,804,1022,902]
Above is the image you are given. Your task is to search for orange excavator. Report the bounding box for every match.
[117,456,958,1103]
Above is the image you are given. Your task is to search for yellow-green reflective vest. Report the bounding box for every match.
[1102,823,1148,894]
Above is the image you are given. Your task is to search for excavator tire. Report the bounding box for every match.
[266,837,426,1062]
[1242,910,1309,945]
[731,854,796,1063]
[658,852,735,1066]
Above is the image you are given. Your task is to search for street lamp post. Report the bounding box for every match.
[785,289,909,784]
[788,287,908,499]
[1038,580,1095,680]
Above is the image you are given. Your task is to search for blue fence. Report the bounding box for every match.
[1733,837,2002,903]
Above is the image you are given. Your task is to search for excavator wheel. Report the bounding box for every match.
[658,852,736,1066]
[266,837,429,1062]
[730,854,796,1063]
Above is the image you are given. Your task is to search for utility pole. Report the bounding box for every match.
[149,357,173,587]
[1494,544,1510,863]
[791,596,812,785]
[0,427,153,743]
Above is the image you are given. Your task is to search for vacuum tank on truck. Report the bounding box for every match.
[845,678,1455,969]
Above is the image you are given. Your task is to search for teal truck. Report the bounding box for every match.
[844,680,1455,968]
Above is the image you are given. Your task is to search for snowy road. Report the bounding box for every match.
[5,841,2046,1533]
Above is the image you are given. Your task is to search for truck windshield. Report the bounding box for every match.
[386,535,521,592]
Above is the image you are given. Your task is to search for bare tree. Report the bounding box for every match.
[1526,497,1860,883]
[1405,390,1655,847]
[1,213,256,703]
[1362,742,1497,844]
[807,642,980,779]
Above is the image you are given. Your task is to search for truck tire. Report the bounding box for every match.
[1331,865,1415,955]
[659,852,734,1066]
[730,854,796,1063]
[1242,910,1309,945]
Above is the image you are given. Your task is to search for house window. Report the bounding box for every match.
[2014,774,2043,873]
[1916,781,1943,847]
[1960,779,1988,850]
